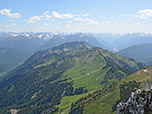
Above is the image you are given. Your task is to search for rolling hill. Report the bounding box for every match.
[0,41,145,114]
[117,42,152,65]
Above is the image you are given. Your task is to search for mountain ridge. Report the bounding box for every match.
[0,41,145,114]
[117,42,152,65]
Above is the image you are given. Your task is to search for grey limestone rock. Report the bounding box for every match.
[116,87,152,114]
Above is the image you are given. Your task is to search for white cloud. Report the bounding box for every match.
[0,9,21,18]
[25,11,51,23]
[62,13,74,18]
[41,11,51,20]
[26,16,41,23]
[52,11,64,18]
[75,17,85,21]
[75,17,100,26]
[52,11,75,19]
[134,9,152,19]
[51,11,90,19]
[86,19,100,25]
[82,13,89,17]
[75,13,89,17]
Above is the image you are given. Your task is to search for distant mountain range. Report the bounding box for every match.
[0,42,145,113]
[111,33,152,50]
[0,32,152,76]
[117,42,152,65]
[38,33,111,51]
[0,33,48,53]
[1,32,152,51]
[0,32,109,75]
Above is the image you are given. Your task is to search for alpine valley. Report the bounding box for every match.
[1,0,152,113]
[0,41,145,114]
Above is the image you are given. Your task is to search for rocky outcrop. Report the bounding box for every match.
[116,86,152,114]
[10,109,19,114]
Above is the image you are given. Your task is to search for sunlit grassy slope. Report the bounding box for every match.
[80,66,152,114]
[0,42,145,113]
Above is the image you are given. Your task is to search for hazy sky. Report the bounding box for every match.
[0,0,152,33]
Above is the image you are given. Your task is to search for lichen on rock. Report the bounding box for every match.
[116,86,152,114]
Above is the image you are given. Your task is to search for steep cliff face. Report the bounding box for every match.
[116,87,152,114]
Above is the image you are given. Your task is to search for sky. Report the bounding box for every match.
[0,0,152,33]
